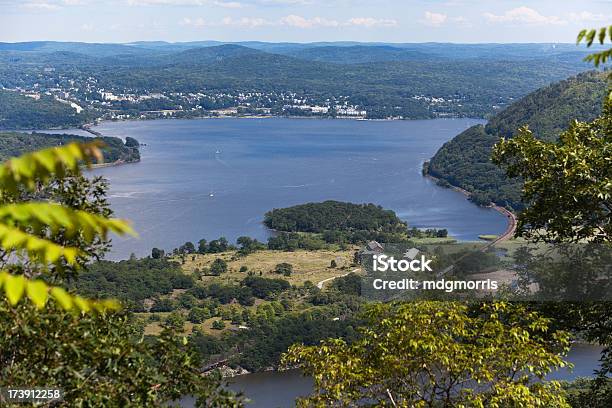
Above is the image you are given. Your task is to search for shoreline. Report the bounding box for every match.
[422,163,517,244]
[88,158,141,169]
[38,114,483,133]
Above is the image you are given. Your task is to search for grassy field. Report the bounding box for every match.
[179,248,360,286]
[139,248,361,336]
[408,237,457,245]
[138,308,245,336]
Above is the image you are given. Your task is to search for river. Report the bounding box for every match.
[84,117,507,259]
[38,118,601,406]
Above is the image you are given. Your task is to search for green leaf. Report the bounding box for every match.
[73,296,91,313]
[50,287,73,311]
[0,142,105,196]
[26,280,49,309]
[4,274,26,306]
[586,29,597,46]
[598,27,607,44]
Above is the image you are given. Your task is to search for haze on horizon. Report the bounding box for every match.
[0,0,611,44]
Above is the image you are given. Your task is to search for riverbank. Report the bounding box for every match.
[422,162,517,244]
[88,158,140,169]
[80,111,483,130]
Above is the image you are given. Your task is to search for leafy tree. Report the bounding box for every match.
[236,236,265,255]
[577,25,612,80]
[492,26,612,406]
[242,276,290,299]
[188,307,211,324]
[74,257,193,311]
[163,311,186,331]
[208,237,229,253]
[275,262,293,276]
[178,292,197,309]
[283,301,571,407]
[211,320,226,330]
[0,142,240,406]
[492,97,611,243]
[330,273,361,296]
[124,136,140,148]
[151,298,175,313]
[198,238,208,254]
[179,241,196,254]
[151,247,165,259]
[210,258,228,276]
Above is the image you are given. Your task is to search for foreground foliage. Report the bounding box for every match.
[0,142,240,406]
[492,94,611,243]
[283,301,571,407]
[1,303,239,407]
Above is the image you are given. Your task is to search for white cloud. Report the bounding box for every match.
[483,7,566,26]
[221,16,271,27]
[347,17,397,28]
[568,11,609,22]
[179,14,398,30]
[21,1,62,10]
[180,17,206,26]
[255,0,313,5]
[422,11,447,27]
[127,0,243,7]
[215,1,242,8]
[18,0,87,9]
[279,15,397,29]
[280,14,339,28]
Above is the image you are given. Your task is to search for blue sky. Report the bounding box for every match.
[1,1,611,43]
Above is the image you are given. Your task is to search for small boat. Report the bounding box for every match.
[215,150,221,154]
[209,192,215,197]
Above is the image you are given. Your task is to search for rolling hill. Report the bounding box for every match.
[427,70,609,209]
[0,41,600,124]
[0,89,91,130]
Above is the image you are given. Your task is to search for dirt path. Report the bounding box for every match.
[317,269,359,289]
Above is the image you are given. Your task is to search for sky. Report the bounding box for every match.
[0,0,611,44]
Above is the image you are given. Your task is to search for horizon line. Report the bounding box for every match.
[0,39,590,46]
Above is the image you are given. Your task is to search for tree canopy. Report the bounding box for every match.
[283,301,571,408]
[0,142,240,406]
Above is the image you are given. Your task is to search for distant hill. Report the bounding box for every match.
[0,131,140,164]
[0,41,152,57]
[427,71,608,209]
[280,45,431,64]
[0,90,91,130]
[0,41,599,122]
[167,44,264,66]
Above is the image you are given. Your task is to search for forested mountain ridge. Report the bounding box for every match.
[427,70,608,209]
[0,42,597,126]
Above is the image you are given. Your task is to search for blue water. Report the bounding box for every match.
[85,118,508,259]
